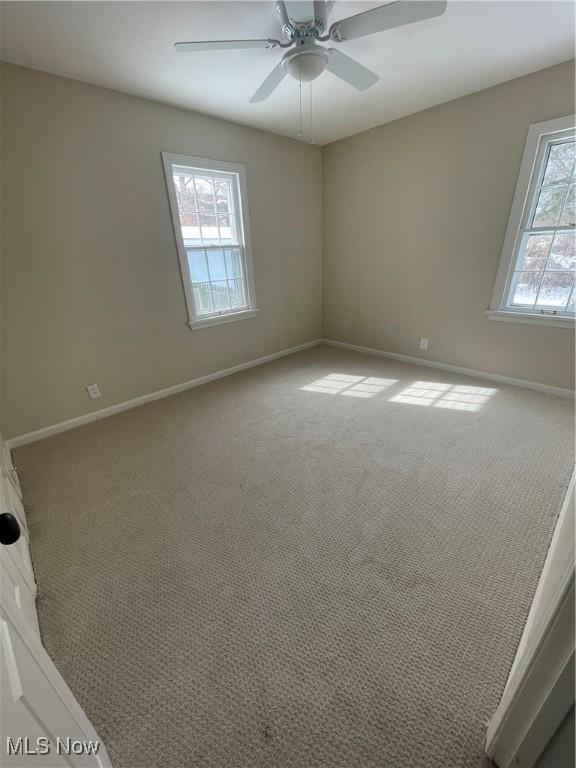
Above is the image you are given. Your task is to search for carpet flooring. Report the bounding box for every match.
[15,345,574,768]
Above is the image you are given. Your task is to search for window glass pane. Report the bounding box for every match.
[218,213,238,243]
[224,249,233,278]
[207,249,226,281]
[188,250,209,283]
[192,282,214,315]
[542,141,576,186]
[518,233,553,270]
[194,176,216,213]
[172,169,241,250]
[228,278,247,308]
[173,174,197,219]
[210,281,230,310]
[215,179,232,213]
[559,183,575,226]
[547,232,576,271]
[536,272,574,308]
[532,185,568,227]
[199,214,218,243]
[225,248,243,278]
[510,272,542,307]
[181,214,201,246]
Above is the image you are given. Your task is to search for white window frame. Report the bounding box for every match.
[162,153,258,330]
[488,115,576,329]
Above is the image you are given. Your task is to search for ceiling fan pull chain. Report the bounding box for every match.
[298,58,303,138]
[309,82,314,145]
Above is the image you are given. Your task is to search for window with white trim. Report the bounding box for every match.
[489,116,575,326]
[162,153,257,329]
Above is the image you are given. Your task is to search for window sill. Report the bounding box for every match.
[486,310,575,329]
[189,308,260,330]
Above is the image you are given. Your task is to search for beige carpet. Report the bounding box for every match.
[15,345,574,768]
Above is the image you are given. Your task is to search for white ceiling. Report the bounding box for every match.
[1,1,574,144]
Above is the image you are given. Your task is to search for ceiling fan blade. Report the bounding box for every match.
[329,1,447,42]
[325,48,379,91]
[284,1,315,23]
[250,62,287,103]
[175,39,282,52]
[314,0,334,29]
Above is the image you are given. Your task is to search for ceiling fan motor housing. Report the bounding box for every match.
[277,0,331,41]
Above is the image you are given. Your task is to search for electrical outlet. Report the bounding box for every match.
[86,383,102,400]
[419,338,429,351]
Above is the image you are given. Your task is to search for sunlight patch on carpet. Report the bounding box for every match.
[390,381,498,411]
[301,373,397,398]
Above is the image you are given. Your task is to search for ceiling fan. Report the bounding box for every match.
[175,1,447,102]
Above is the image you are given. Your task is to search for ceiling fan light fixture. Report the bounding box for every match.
[175,1,448,102]
[286,50,328,82]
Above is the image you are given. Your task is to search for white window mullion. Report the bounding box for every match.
[565,278,576,311]
[212,175,222,244]
[222,246,232,311]
[202,248,214,314]
[559,191,575,228]
[524,225,574,235]
[191,175,205,246]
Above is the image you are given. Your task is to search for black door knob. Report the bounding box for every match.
[0,513,21,545]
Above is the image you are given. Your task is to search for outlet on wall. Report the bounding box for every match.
[86,383,102,400]
[419,338,429,351]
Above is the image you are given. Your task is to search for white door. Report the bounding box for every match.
[485,470,575,767]
[0,436,112,767]
[1,438,40,638]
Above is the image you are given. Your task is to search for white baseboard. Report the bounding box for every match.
[8,336,573,449]
[321,338,575,399]
[7,339,322,449]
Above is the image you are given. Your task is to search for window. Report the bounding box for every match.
[489,116,576,327]
[162,153,257,329]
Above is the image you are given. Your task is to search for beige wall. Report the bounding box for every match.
[2,61,574,439]
[322,60,575,390]
[0,64,322,438]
